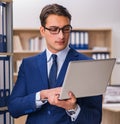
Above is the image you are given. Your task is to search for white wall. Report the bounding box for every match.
[13,0,120,84]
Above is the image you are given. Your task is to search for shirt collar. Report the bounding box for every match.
[46,46,70,62]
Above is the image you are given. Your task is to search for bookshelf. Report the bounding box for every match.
[70,29,111,59]
[13,28,112,83]
[0,0,13,124]
[13,29,42,82]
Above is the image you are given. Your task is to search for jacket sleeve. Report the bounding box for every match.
[8,60,37,118]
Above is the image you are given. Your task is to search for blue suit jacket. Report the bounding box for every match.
[8,48,102,124]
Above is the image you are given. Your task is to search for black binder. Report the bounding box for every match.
[0,56,10,108]
[0,2,7,52]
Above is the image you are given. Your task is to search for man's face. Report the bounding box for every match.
[40,15,71,53]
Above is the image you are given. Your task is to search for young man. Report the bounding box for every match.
[8,4,102,124]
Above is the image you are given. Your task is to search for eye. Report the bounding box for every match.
[49,27,59,32]
[64,27,70,31]
[63,25,72,32]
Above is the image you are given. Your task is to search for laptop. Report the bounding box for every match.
[59,58,116,100]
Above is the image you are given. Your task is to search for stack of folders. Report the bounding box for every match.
[92,52,110,60]
[0,56,11,124]
[0,2,7,52]
[103,86,120,103]
[70,31,89,50]
[29,36,46,51]
[29,36,42,51]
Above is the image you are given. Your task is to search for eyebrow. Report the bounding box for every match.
[47,24,70,28]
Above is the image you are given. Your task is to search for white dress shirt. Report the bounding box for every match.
[36,46,80,121]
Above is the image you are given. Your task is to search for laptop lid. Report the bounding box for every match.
[59,58,116,100]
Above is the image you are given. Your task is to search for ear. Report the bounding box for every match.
[40,26,45,37]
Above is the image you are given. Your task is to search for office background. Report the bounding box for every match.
[13,0,120,84]
[0,0,119,124]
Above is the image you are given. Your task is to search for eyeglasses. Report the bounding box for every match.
[43,25,72,34]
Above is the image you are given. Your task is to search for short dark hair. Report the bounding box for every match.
[40,4,71,26]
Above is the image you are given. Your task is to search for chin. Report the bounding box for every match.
[57,46,66,51]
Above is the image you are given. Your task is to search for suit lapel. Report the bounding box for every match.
[37,51,49,88]
[56,48,79,87]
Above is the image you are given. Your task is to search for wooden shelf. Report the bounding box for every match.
[72,28,111,31]
[0,52,13,56]
[13,51,40,61]
[103,103,120,112]
[1,0,12,2]
[0,106,8,111]
[77,49,110,53]
[14,50,41,54]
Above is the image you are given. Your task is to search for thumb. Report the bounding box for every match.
[69,91,75,98]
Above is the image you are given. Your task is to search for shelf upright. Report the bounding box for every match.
[0,0,13,124]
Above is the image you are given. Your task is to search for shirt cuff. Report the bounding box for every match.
[35,92,47,108]
[66,104,81,121]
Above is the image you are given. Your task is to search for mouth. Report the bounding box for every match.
[56,40,65,44]
[56,41,65,46]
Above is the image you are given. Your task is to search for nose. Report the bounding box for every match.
[58,29,64,38]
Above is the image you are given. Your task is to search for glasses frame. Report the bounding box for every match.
[43,25,72,34]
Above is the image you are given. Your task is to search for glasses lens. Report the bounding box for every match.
[63,25,72,33]
[48,27,59,34]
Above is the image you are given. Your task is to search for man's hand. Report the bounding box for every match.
[41,88,77,110]
[40,87,61,101]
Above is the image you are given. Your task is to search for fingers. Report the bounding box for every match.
[68,91,77,105]
[47,91,77,110]
[48,94,60,105]
[47,88,61,104]
[53,87,62,93]
[68,91,76,99]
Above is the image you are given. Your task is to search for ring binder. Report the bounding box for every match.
[0,56,10,108]
[0,35,7,52]
[70,30,89,50]
[0,2,7,52]
[0,56,11,124]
